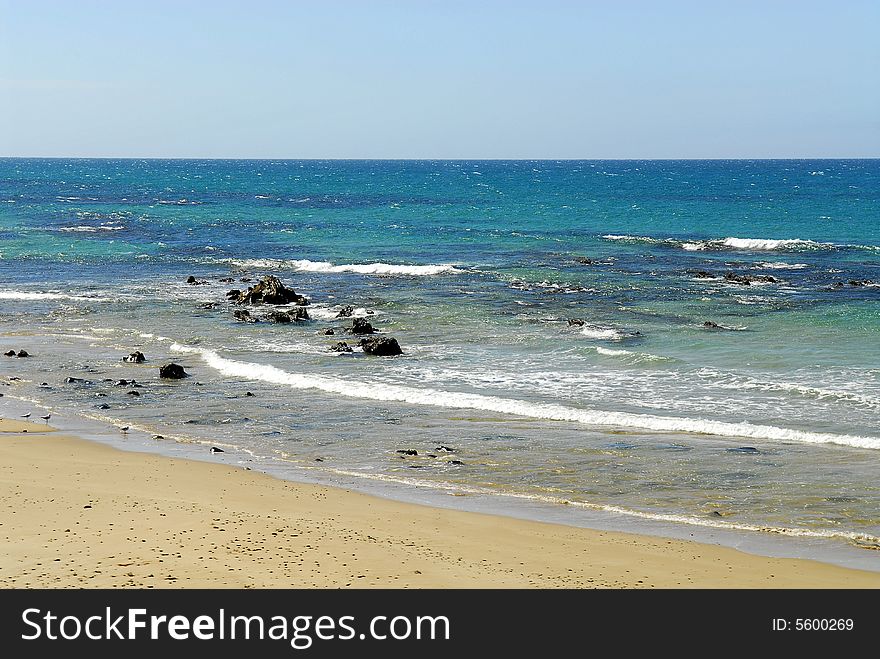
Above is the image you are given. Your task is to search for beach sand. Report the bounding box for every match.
[1,418,877,589]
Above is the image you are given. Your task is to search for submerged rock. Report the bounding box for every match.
[329,341,353,353]
[567,318,585,327]
[16,350,29,358]
[703,321,721,329]
[159,363,188,379]
[336,305,354,318]
[359,336,403,356]
[123,351,146,363]
[350,318,376,335]
[320,328,335,335]
[65,376,89,384]
[3,350,16,357]
[723,272,752,285]
[228,275,308,306]
[233,309,257,323]
[396,449,418,456]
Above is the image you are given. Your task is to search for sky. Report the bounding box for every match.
[0,0,878,158]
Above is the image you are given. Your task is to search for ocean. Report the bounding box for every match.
[1,158,878,567]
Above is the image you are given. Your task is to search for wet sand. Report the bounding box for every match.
[1,419,878,588]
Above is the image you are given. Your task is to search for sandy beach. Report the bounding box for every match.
[1,418,877,589]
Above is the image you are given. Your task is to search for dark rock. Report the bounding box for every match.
[576,257,593,265]
[751,274,778,283]
[159,363,188,379]
[320,328,335,335]
[692,270,715,279]
[849,279,873,287]
[123,351,146,364]
[219,277,234,283]
[114,379,132,387]
[350,318,376,335]
[233,309,256,323]
[448,460,465,466]
[315,457,324,462]
[3,350,15,357]
[16,350,29,357]
[709,511,724,518]
[96,403,111,409]
[567,318,585,327]
[199,302,218,310]
[65,376,89,384]
[427,454,437,458]
[396,449,418,456]
[336,305,354,318]
[239,277,252,282]
[94,392,107,397]
[226,289,242,299]
[127,390,140,396]
[435,445,455,453]
[330,341,353,353]
[359,336,402,356]
[228,275,308,306]
[291,306,310,321]
[703,321,721,329]
[726,446,760,454]
[723,272,752,285]
[266,311,292,323]
[153,435,164,439]
[186,275,197,284]
[245,391,255,397]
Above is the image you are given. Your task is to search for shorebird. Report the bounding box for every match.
[20,413,30,418]
[120,426,130,434]
[40,414,51,423]
[210,446,225,453]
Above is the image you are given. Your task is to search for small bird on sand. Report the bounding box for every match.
[40,414,51,423]
[210,446,225,453]
[120,426,130,434]
[20,413,30,418]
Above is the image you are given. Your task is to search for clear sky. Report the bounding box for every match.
[1,0,877,158]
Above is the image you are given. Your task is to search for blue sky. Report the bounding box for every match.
[1,0,877,158]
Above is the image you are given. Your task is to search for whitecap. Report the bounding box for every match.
[170,344,880,450]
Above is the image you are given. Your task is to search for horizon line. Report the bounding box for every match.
[1,155,879,162]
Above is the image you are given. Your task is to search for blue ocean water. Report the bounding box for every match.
[1,159,879,562]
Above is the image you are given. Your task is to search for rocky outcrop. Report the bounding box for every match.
[159,363,188,379]
[336,305,354,318]
[359,336,403,356]
[723,272,778,285]
[266,307,309,323]
[227,275,308,306]
[186,275,208,285]
[320,328,335,335]
[123,351,146,363]
[567,319,585,327]
[16,350,29,358]
[329,341,353,353]
[3,350,15,357]
[350,318,376,335]
[703,321,721,329]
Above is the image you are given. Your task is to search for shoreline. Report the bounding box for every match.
[2,418,878,588]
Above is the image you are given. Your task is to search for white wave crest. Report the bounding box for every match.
[171,344,880,450]
[755,261,808,270]
[603,234,834,252]
[57,224,125,233]
[218,258,459,276]
[0,290,113,302]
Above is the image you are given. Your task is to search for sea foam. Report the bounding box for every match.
[170,344,880,450]
[217,258,460,276]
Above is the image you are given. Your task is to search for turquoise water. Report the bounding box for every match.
[1,159,878,560]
